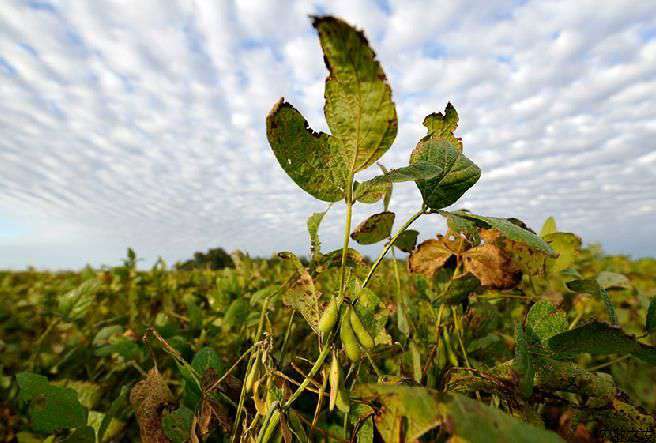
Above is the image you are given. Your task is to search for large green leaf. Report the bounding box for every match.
[17,372,88,434]
[354,384,563,442]
[351,212,395,244]
[548,322,656,364]
[410,139,480,210]
[266,99,346,202]
[455,212,555,256]
[313,16,397,173]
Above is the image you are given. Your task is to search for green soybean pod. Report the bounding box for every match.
[349,308,374,349]
[318,298,339,334]
[329,352,341,411]
[245,352,261,393]
[340,308,361,362]
[259,410,281,443]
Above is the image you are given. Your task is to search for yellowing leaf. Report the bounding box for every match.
[279,252,321,332]
[313,16,397,173]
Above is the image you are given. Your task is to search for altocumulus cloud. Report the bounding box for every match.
[0,0,655,268]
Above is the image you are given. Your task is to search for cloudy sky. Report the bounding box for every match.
[1,0,655,269]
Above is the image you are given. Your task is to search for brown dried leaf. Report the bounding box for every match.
[408,234,463,276]
[462,243,521,289]
[129,368,173,443]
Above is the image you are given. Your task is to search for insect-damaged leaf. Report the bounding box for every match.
[354,163,442,203]
[455,212,555,256]
[411,139,480,210]
[278,252,321,332]
[351,211,395,245]
[423,102,462,150]
[410,104,480,210]
[16,372,88,434]
[308,208,329,260]
[547,322,656,365]
[394,229,419,253]
[130,367,174,443]
[266,99,346,202]
[313,16,397,174]
[354,384,563,443]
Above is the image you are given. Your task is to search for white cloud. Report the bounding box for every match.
[0,0,655,269]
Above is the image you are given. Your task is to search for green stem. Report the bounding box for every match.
[282,337,333,409]
[362,205,426,289]
[338,201,354,301]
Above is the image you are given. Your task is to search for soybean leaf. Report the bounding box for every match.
[162,407,194,443]
[393,229,419,253]
[129,368,174,442]
[266,99,346,202]
[462,243,522,289]
[543,233,581,274]
[411,139,480,210]
[548,322,656,364]
[354,385,563,442]
[540,216,557,237]
[308,208,329,260]
[442,211,480,245]
[647,297,656,334]
[455,212,555,256]
[17,372,88,434]
[354,163,442,203]
[423,102,462,149]
[596,271,631,290]
[408,237,458,277]
[567,279,617,325]
[351,212,395,245]
[525,301,567,345]
[223,298,250,330]
[57,279,101,321]
[353,287,388,346]
[278,252,321,332]
[313,16,397,174]
[98,386,130,442]
[513,323,534,399]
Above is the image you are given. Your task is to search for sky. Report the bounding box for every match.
[1,0,655,269]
